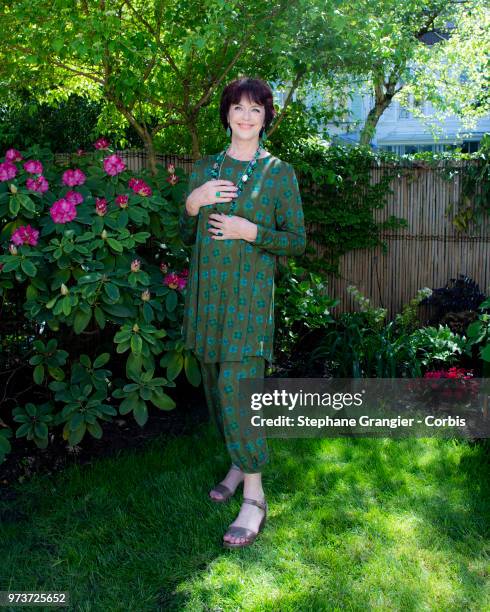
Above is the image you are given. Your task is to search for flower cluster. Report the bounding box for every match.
[50,198,77,224]
[129,177,152,197]
[95,197,108,216]
[424,366,474,380]
[162,266,188,291]
[0,160,18,181]
[11,224,39,246]
[103,154,126,176]
[26,176,49,193]
[115,194,129,208]
[166,163,179,186]
[417,366,479,401]
[62,168,86,187]
[94,138,111,150]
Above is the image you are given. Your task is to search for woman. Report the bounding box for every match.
[179,76,306,548]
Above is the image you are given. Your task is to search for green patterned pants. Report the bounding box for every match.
[198,356,270,473]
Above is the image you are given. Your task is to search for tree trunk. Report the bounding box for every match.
[360,75,400,146]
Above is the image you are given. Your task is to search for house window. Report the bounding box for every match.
[461,140,479,153]
[399,106,410,119]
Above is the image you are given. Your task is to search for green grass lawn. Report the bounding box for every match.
[0,421,488,611]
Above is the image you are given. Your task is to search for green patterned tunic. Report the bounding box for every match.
[178,152,306,365]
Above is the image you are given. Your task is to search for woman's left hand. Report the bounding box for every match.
[207,213,258,242]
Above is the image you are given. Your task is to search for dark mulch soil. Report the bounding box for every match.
[0,381,210,502]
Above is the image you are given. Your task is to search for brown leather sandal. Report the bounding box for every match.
[222,497,268,549]
[208,464,243,503]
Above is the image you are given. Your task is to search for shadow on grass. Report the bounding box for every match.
[0,422,488,611]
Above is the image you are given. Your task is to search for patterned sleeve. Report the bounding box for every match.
[178,159,203,246]
[252,162,306,256]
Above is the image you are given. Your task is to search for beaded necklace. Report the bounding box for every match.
[210,144,262,216]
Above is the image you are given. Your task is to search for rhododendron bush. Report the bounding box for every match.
[0,141,201,460]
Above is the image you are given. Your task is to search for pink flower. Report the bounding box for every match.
[95,197,107,216]
[177,276,187,290]
[11,224,39,246]
[424,371,443,379]
[5,149,23,162]
[167,163,175,174]
[159,262,168,274]
[76,148,85,156]
[94,137,111,150]
[50,198,77,224]
[23,160,43,175]
[62,168,86,187]
[166,174,178,186]
[163,272,181,289]
[26,175,49,193]
[131,259,141,272]
[179,268,189,278]
[103,154,126,176]
[0,161,18,181]
[65,190,84,206]
[115,194,129,208]
[129,178,152,197]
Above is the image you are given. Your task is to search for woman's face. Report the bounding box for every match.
[227,94,266,143]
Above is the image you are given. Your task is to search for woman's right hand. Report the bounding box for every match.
[186,180,238,216]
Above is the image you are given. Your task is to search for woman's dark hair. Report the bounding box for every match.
[219,77,276,137]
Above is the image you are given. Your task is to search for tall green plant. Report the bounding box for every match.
[0,142,200,459]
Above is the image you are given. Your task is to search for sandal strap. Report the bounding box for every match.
[242,497,267,512]
[225,525,257,539]
[211,483,232,496]
[230,464,242,472]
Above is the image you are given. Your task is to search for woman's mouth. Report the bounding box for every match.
[238,124,253,129]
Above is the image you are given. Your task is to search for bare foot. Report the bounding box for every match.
[209,465,244,501]
[223,495,266,545]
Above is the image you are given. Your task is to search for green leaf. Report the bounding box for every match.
[167,352,183,380]
[166,290,178,312]
[107,238,123,252]
[87,421,103,439]
[93,353,110,368]
[184,352,202,387]
[33,364,45,385]
[119,392,139,415]
[117,210,129,227]
[69,423,87,446]
[70,413,84,431]
[16,423,31,438]
[35,422,48,439]
[9,196,20,216]
[131,334,142,354]
[74,309,92,334]
[133,399,148,426]
[47,367,65,381]
[62,296,72,316]
[126,352,143,379]
[2,259,20,273]
[481,343,490,363]
[114,329,132,343]
[104,283,120,301]
[150,390,175,411]
[94,306,106,328]
[101,303,134,317]
[21,259,37,277]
